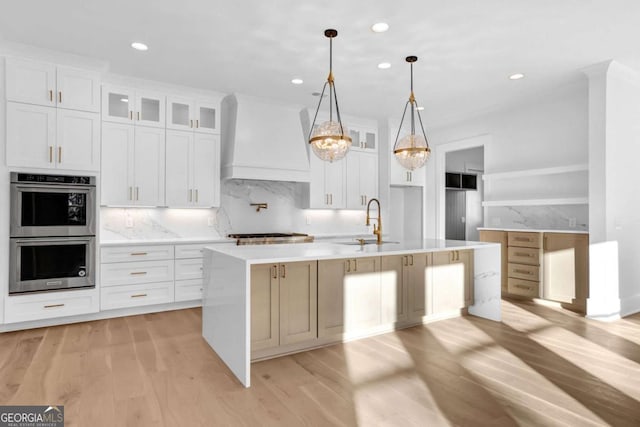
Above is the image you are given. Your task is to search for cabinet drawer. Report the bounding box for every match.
[4,289,98,324]
[175,258,204,281]
[175,244,207,259]
[175,279,203,302]
[101,282,174,310]
[101,245,174,263]
[508,232,541,248]
[508,278,540,298]
[507,247,540,265]
[101,260,174,286]
[508,262,540,281]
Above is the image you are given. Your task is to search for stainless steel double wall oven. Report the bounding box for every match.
[9,173,96,294]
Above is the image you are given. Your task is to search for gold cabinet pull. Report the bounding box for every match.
[353,259,357,272]
[58,147,62,163]
[280,264,286,278]
[196,119,199,128]
[189,189,193,202]
[130,252,147,256]
[514,237,530,242]
[190,119,194,128]
[49,146,53,163]
[409,255,414,266]
[130,271,147,276]
[49,90,53,102]
[44,303,64,309]
[515,252,534,257]
[404,256,408,267]
[129,186,133,201]
[58,91,62,103]
[514,269,533,275]
[330,194,333,205]
[131,293,147,298]
[346,260,351,273]
[195,189,199,203]
[271,265,278,279]
[129,111,133,120]
[135,187,139,201]
[137,111,141,121]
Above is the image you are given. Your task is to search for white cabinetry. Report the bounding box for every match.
[307,152,346,208]
[346,151,378,209]
[101,85,165,128]
[389,125,426,186]
[167,96,219,134]
[175,243,208,302]
[6,58,100,112]
[6,58,101,171]
[101,123,165,206]
[166,131,220,207]
[349,125,377,152]
[4,289,99,324]
[7,102,99,171]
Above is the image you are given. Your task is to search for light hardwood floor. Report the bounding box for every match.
[1,299,639,426]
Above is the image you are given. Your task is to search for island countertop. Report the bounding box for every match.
[204,238,498,263]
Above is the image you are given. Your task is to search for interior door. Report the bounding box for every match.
[446,190,466,240]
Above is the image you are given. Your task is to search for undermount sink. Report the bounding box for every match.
[339,239,399,245]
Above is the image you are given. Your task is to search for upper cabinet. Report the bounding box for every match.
[6,57,100,112]
[349,125,377,152]
[306,152,346,209]
[346,151,378,209]
[167,96,219,134]
[389,125,426,187]
[102,85,165,128]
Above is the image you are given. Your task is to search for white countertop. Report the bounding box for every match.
[205,239,497,264]
[478,227,589,234]
[100,237,233,246]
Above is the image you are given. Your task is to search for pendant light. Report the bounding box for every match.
[393,56,431,170]
[308,29,352,162]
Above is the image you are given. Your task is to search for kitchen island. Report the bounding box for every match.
[202,239,501,387]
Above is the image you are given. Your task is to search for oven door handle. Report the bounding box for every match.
[13,184,94,192]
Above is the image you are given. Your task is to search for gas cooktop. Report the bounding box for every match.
[228,233,314,245]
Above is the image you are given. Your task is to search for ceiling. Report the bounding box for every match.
[1,0,639,127]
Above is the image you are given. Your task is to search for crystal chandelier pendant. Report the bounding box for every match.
[393,56,431,171]
[308,29,352,162]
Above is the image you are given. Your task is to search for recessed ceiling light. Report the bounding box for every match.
[378,62,391,69]
[371,22,389,33]
[131,42,148,51]
[291,78,303,85]
[509,73,525,80]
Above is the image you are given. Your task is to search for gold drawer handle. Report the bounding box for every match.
[131,293,147,298]
[130,271,147,276]
[44,303,65,309]
[514,284,531,290]
[514,237,531,242]
[515,252,533,257]
[514,269,533,275]
[130,252,148,256]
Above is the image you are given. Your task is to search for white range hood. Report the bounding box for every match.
[221,94,310,182]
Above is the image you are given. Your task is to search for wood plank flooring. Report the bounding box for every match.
[1,299,639,426]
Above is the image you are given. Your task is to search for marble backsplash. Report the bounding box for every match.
[486,205,589,231]
[100,179,372,241]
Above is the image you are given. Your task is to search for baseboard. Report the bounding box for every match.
[620,293,640,317]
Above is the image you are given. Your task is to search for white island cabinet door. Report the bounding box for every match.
[192,133,220,207]
[6,102,56,169]
[101,122,134,206]
[56,66,100,112]
[165,130,193,207]
[133,127,166,206]
[56,109,100,171]
[6,58,56,107]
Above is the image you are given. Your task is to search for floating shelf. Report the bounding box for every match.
[482,197,588,207]
[482,164,588,181]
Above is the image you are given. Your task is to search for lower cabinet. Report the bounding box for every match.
[101,282,174,310]
[380,253,428,324]
[430,250,473,315]
[542,233,589,311]
[4,288,99,324]
[250,261,318,354]
[318,257,381,339]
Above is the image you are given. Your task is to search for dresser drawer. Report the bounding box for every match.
[508,247,540,265]
[101,245,174,263]
[175,279,203,302]
[508,278,540,298]
[508,262,540,281]
[101,259,174,287]
[175,244,207,259]
[508,232,541,248]
[175,258,204,281]
[4,289,99,324]
[101,282,174,310]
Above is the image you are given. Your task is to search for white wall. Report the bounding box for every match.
[426,82,589,236]
[585,61,640,317]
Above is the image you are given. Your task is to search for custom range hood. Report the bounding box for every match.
[221,94,310,182]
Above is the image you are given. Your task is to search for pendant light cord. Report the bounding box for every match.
[410,62,415,136]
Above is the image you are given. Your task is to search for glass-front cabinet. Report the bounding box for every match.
[167,96,219,134]
[349,127,377,151]
[102,85,165,128]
